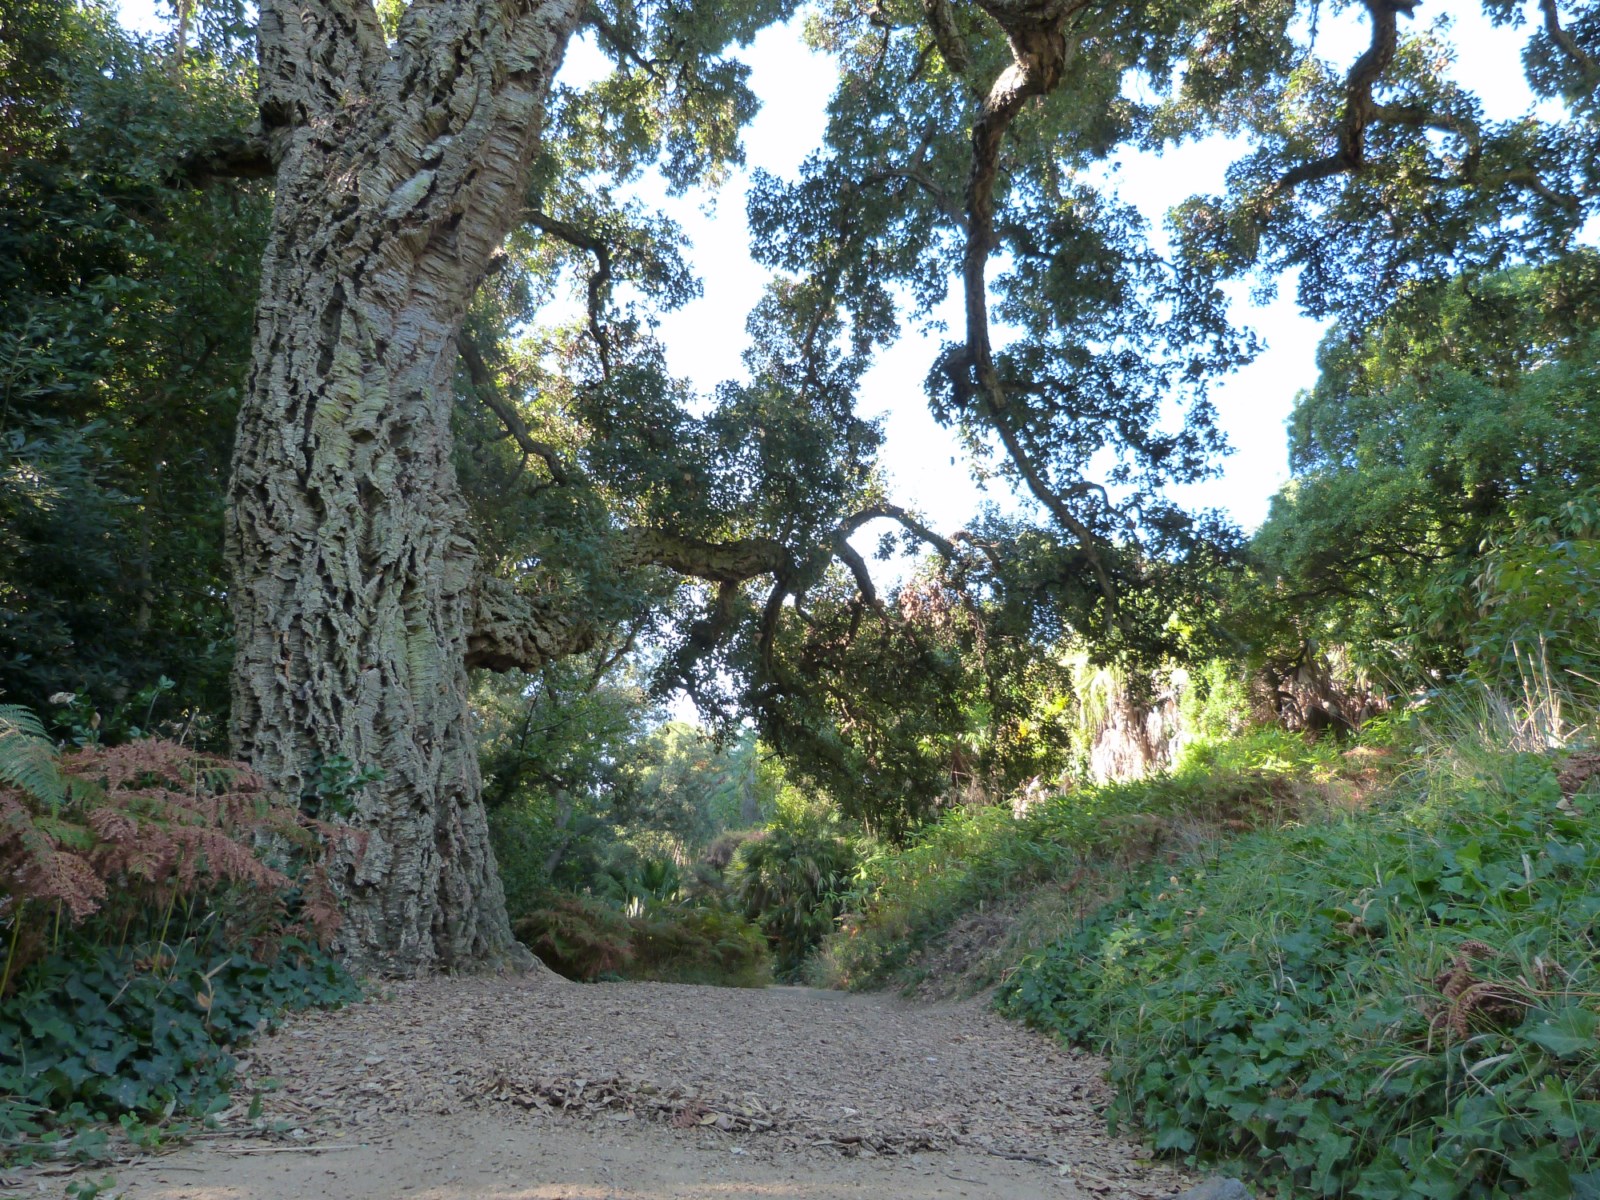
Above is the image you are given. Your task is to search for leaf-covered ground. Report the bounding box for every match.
[108,971,1196,1199]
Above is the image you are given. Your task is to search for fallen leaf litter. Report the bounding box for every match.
[211,969,1191,1196]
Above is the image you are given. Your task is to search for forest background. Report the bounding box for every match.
[4,0,1600,1195]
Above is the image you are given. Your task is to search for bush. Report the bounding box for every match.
[0,708,362,1162]
[629,905,771,988]
[704,829,759,873]
[1000,750,1600,1197]
[733,821,858,980]
[487,798,565,919]
[0,709,348,987]
[512,894,635,981]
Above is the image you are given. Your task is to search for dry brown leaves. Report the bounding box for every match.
[470,1070,961,1155]
[212,972,1194,1196]
[1558,751,1600,798]
[1428,941,1529,1041]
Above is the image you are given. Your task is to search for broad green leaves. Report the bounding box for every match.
[1001,752,1600,1197]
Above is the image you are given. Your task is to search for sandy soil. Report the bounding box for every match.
[99,971,1195,1200]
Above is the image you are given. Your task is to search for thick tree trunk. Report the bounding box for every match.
[227,0,584,975]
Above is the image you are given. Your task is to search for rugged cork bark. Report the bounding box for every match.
[227,0,586,976]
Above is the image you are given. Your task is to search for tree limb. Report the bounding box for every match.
[1256,3,1585,220]
[622,530,793,583]
[921,0,970,74]
[831,536,881,608]
[1264,0,1403,199]
[458,334,577,484]
[586,9,664,80]
[466,576,598,672]
[949,0,1124,620]
[1540,0,1600,91]
[839,502,959,559]
[526,209,616,377]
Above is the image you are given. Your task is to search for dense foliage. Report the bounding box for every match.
[513,893,772,987]
[1247,256,1600,688]
[2,934,359,1154]
[0,707,359,1160]
[1002,746,1600,1198]
[0,0,262,726]
[732,817,858,977]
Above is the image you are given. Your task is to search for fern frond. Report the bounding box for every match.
[0,704,49,741]
[0,704,68,811]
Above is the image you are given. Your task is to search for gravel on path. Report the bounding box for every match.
[110,970,1195,1200]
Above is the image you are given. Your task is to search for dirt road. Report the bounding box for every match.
[112,971,1196,1200]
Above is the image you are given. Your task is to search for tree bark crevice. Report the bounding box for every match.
[230,0,586,977]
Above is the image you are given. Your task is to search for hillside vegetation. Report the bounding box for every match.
[5,1,1600,1195]
[816,691,1600,1198]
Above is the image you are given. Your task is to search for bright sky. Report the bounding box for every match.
[116,0,1548,544]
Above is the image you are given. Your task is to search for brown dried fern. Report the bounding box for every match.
[1,732,355,992]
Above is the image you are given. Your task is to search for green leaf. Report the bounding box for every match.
[1521,1006,1599,1059]
[1509,1143,1572,1194]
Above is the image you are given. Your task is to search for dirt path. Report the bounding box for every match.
[112,971,1196,1200]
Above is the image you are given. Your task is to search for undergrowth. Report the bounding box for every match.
[733,821,857,979]
[0,708,362,1166]
[1000,745,1600,1197]
[512,893,772,987]
[1,930,359,1165]
[819,727,1361,991]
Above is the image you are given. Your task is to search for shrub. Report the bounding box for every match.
[0,707,361,1162]
[628,905,771,988]
[0,931,359,1155]
[703,829,759,873]
[512,894,771,986]
[733,822,858,979]
[0,709,348,989]
[512,894,636,981]
[1000,750,1600,1198]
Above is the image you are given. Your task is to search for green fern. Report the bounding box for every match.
[0,703,68,811]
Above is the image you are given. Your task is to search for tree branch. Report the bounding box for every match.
[458,334,577,484]
[864,164,969,233]
[920,0,970,74]
[1267,0,1402,198]
[839,502,959,559]
[526,209,616,377]
[622,530,793,583]
[466,576,598,672]
[985,405,1120,609]
[1540,0,1600,91]
[831,536,881,608]
[585,10,664,80]
[1255,5,1586,221]
[947,0,1124,620]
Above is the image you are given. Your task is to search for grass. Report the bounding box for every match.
[816,726,1364,993]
